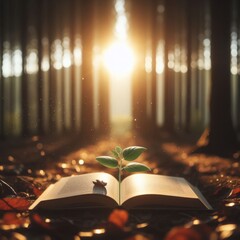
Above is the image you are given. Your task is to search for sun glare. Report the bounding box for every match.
[103,41,135,76]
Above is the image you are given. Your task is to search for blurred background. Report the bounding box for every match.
[0,0,239,154]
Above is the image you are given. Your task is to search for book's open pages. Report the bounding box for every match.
[29,172,119,210]
[120,174,212,209]
[29,172,212,210]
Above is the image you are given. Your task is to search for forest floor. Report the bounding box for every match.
[0,130,240,239]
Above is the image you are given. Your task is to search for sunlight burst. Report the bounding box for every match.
[103,41,135,77]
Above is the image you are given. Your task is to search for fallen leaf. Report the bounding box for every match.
[213,186,232,199]
[31,214,53,230]
[164,226,202,240]
[228,188,240,198]
[108,209,129,228]
[164,224,218,240]
[0,212,30,230]
[0,197,31,211]
[2,213,22,225]
[32,186,43,197]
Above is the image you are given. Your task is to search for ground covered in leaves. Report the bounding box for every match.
[0,132,240,239]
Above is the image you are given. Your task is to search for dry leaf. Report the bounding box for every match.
[108,209,129,228]
[228,188,240,198]
[164,225,217,240]
[0,197,31,211]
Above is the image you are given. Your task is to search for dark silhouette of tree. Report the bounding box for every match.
[193,0,240,157]
[129,0,148,136]
[81,0,95,139]
[164,0,177,132]
[96,0,113,136]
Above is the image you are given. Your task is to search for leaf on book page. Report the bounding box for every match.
[122,146,147,161]
[123,162,151,172]
[96,156,118,168]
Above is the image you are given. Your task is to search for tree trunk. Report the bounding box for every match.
[193,0,240,157]
[164,0,177,132]
[81,0,95,139]
[129,0,148,136]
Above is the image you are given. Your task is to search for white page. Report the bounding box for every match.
[30,172,119,210]
[121,173,198,204]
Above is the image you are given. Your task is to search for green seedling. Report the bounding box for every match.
[96,146,151,204]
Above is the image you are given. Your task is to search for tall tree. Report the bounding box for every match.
[129,0,149,136]
[193,0,240,157]
[96,0,113,136]
[0,0,4,138]
[164,0,177,132]
[81,0,95,139]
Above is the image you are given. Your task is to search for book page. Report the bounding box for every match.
[121,173,199,205]
[30,172,119,210]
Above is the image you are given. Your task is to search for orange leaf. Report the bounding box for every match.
[228,187,240,198]
[164,225,215,240]
[164,226,202,240]
[2,213,21,225]
[32,186,44,197]
[108,209,128,228]
[31,214,52,230]
[0,197,31,211]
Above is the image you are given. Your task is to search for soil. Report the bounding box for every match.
[0,131,240,239]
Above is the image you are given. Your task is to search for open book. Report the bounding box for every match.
[29,172,212,210]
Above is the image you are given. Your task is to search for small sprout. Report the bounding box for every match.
[96,146,150,204]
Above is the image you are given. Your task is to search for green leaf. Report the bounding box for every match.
[123,162,151,172]
[115,146,122,156]
[122,146,147,161]
[112,146,122,159]
[96,156,118,168]
[111,150,119,159]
